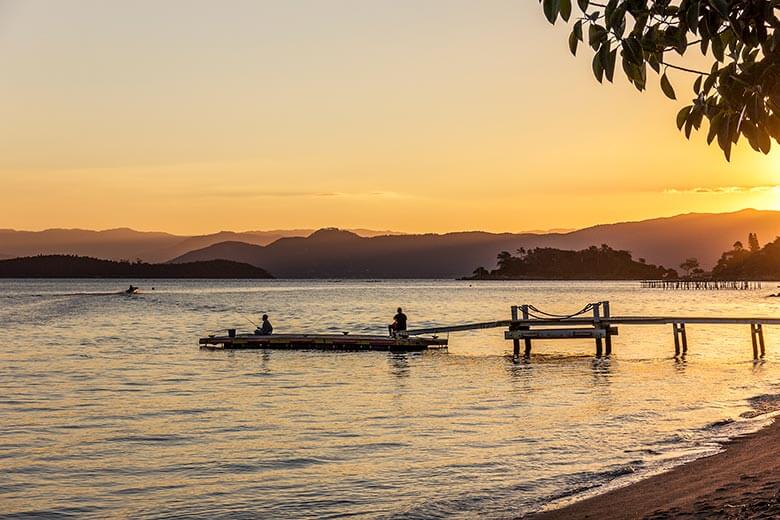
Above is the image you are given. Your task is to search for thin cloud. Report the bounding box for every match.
[196,188,412,200]
[664,185,780,195]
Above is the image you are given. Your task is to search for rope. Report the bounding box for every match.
[522,303,601,321]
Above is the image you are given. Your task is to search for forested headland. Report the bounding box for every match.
[0,255,275,278]
[711,234,780,280]
[465,245,675,280]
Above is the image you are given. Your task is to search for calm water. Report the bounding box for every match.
[2,279,780,518]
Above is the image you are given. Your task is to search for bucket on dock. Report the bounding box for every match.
[228,328,236,338]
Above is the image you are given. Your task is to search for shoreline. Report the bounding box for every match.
[528,410,780,519]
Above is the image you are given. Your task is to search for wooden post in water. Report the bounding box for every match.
[511,305,520,362]
[522,305,532,358]
[751,323,758,360]
[750,323,765,360]
[593,303,603,357]
[673,323,681,357]
[672,323,687,356]
[603,301,612,356]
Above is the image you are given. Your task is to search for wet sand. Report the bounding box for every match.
[531,417,780,519]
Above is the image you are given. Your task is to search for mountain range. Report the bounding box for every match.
[171,209,780,278]
[3,209,780,278]
[0,227,398,263]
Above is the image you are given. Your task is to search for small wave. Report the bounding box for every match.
[745,393,780,416]
[705,418,736,429]
[107,434,193,444]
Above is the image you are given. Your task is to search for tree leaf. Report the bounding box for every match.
[569,30,579,55]
[758,127,771,154]
[592,51,604,83]
[589,24,607,49]
[622,36,643,65]
[709,0,729,18]
[559,0,572,22]
[605,48,617,82]
[687,1,700,34]
[543,0,560,24]
[677,105,692,130]
[660,72,676,100]
[707,112,723,145]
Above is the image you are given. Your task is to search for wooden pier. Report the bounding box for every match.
[641,279,762,290]
[199,333,448,352]
[201,301,777,360]
[404,301,776,361]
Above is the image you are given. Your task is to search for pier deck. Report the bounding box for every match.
[200,303,778,360]
[199,333,448,351]
[404,302,778,360]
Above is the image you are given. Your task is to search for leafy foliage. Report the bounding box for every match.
[540,0,780,160]
[711,232,780,278]
[678,256,701,275]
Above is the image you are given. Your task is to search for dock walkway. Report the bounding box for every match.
[199,333,448,351]
[200,302,777,360]
[404,302,776,360]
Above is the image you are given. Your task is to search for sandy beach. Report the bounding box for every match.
[531,416,780,519]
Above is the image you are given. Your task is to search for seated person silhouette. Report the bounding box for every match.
[388,307,407,337]
[256,314,273,335]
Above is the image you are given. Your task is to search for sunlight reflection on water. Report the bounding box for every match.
[1,279,779,518]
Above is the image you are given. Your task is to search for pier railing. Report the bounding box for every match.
[404,301,775,361]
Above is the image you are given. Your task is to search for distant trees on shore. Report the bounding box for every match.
[467,244,676,280]
[712,233,780,280]
[469,233,780,281]
[0,255,275,278]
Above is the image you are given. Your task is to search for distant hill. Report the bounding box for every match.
[0,227,400,263]
[464,245,675,280]
[172,228,540,278]
[5,209,780,277]
[171,210,780,278]
[0,228,180,262]
[0,255,274,278]
[529,208,780,271]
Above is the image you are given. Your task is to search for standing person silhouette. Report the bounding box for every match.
[388,307,407,337]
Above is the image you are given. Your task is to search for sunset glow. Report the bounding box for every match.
[0,0,777,234]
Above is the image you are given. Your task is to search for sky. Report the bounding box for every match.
[0,0,778,234]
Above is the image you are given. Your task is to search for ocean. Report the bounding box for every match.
[1,279,779,518]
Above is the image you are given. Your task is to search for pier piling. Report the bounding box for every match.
[641,279,762,290]
[603,301,612,357]
[521,305,532,358]
[593,304,603,357]
[672,323,688,356]
[511,305,520,362]
[750,323,766,360]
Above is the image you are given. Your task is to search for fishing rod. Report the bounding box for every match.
[243,315,259,328]
[201,315,257,338]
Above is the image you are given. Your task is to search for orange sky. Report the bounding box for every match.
[0,0,778,234]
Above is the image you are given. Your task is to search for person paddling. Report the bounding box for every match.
[256,314,273,335]
[125,285,138,294]
[388,307,407,337]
